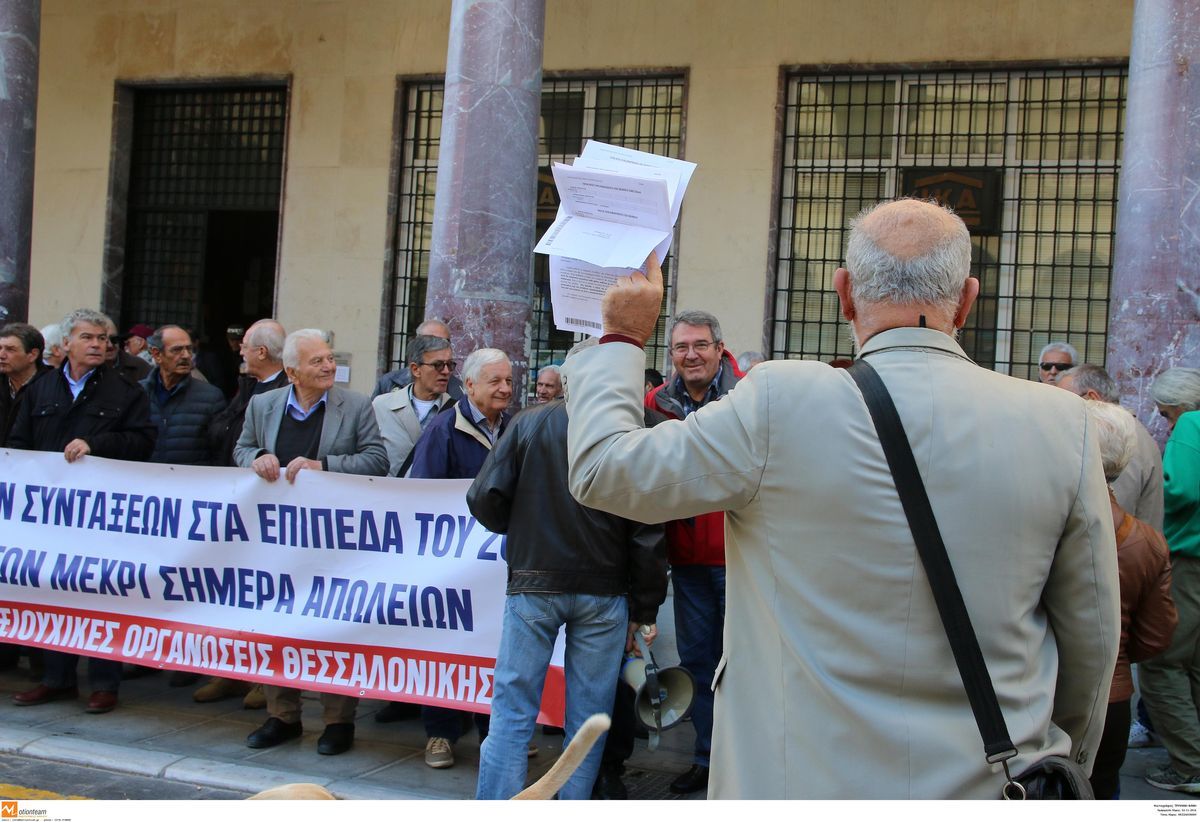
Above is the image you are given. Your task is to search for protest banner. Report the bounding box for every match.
[0,450,566,724]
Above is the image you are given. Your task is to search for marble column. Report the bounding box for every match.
[425,0,545,400]
[0,1,39,325]
[1108,0,1200,440]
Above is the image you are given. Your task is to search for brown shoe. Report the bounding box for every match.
[12,684,77,706]
[193,677,252,703]
[85,690,118,714]
[242,684,266,710]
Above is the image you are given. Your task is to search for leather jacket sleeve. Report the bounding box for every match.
[627,520,668,624]
[1126,524,1178,663]
[467,416,523,534]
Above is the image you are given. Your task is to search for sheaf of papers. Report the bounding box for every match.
[535,141,696,336]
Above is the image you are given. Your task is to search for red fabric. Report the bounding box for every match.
[599,333,644,348]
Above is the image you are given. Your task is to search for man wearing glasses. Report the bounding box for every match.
[372,334,456,477]
[644,309,744,795]
[1037,341,1078,384]
[373,318,465,400]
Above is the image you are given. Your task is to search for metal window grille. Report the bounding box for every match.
[774,66,1126,377]
[388,74,686,382]
[123,86,287,329]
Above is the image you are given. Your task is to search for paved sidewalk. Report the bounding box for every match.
[0,661,699,800]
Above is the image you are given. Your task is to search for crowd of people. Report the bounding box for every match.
[0,196,1196,800]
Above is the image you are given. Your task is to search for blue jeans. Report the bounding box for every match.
[671,564,725,767]
[476,592,628,800]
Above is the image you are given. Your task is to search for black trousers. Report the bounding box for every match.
[1090,698,1131,800]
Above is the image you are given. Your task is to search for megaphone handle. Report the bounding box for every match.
[635,631,665,743]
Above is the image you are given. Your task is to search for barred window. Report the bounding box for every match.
[387,75,686,385]
[774,67,1126,377]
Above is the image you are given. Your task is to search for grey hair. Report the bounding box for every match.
[407,334,452,365]
[1151,367,1200,412]
[147,324,187,352]
[1058,364,1119,403]
[282,329,331,370]
[462,348,509,383]
[538,364,562,379]
[737,351,765,372]
[845,200,971,312]
[39,323,65,349]
[415,318,451,340]
[60,308,113,339]
[670,310,723,344]
[1039,341,1079,364]
[245,320,285,362]
[1084,399,1136,483]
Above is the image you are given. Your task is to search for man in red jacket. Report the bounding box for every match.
[644,309,743,795]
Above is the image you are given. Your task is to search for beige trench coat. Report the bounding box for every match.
[563,327,1119,799]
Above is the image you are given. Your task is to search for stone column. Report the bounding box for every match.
[425,0,545,401]
[1108,0,1200,440]
[0,1,39,325]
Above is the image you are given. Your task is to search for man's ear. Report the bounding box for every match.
[954,277,981,328]
[834,268,855,321]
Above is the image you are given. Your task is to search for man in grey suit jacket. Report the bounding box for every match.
[562,198,1120,799]
[234,328,388,756]
[372,333,455,476]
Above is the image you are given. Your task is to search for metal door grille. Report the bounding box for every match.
[773,66,1126,377]
[388,75,686,379]
[123,86,286,329]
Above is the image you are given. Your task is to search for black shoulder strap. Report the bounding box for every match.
[846,358,1017,764]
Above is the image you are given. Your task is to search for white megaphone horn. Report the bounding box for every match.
[621,627,696,751]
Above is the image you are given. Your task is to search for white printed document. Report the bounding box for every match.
[536,141,697,335]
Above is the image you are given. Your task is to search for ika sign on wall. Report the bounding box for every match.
[0,450,565,724]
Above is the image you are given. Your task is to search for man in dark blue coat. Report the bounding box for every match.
[407,347,512,769]
[141,325,226,466]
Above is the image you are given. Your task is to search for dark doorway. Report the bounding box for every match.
[118,85,286,392]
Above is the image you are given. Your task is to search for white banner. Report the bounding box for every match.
[0,450,566,724]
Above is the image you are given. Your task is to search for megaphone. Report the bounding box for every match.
[621,630,696,751]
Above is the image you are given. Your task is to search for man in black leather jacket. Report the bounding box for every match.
[468,399,666,800]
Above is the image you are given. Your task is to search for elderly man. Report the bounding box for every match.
[374,318,465,400]
[643,308,742,795]
[468,396,667,799]
[124,323,155,365]
[408,347,513,768]
[1057,364,1164,529]
[534,365,563,403]
[0,323,50,445]
[372,334,456,476]
[101,317,151,383]
[8,308,156,715]
[234,328,388,756]
[141,325,226,466]
[562,198,1119,799]
[1037,341,1077,384]
[192,319,289,707]
[1139,368,1200,792]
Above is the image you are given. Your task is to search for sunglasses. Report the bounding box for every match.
[1039,362,1071,372]
[418,360,457,373]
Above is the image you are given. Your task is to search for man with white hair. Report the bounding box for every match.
[534,364,563,403]
[234,328,388,756]
[1057,363,1164,529]
[39,323,65,368]
[1037,341,1078,384]
[9,308,156,715]
[561,198,1119,798]
[408,346,513,769]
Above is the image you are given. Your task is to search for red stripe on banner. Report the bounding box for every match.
[0,600,566,726]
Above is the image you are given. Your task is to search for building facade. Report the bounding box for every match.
[28,0,1133,392]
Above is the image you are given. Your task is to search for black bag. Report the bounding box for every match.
[847,359,1093,801]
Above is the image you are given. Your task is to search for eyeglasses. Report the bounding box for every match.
[671,341,716,355]
[1039,362,1071,372]
[418,360,457,373]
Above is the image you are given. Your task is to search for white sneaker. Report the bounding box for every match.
[1129,720,1154,748]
